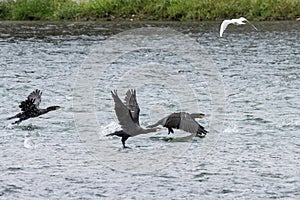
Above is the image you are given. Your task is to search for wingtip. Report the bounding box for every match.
[35,89,41,94]
[111,89,117,96]
[128,88,136,95]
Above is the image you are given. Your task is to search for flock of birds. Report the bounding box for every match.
[7,17,257,148]
[107,89,208,148]
[8,89,208,148]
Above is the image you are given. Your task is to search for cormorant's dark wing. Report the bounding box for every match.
[124,89,140,125]
[19,99,36,112]
[164,113,181,128]
[178,112,207,135]
[27,89,42,108]
[18,89,42,112]
[111,90,140,136]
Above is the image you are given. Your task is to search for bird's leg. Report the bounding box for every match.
[167,127,174,134]
[121,135,130,148]
[12,119,22,125]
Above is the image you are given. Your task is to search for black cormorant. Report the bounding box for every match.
[7,89,61,124]
[147,112,208,136]
[107,89,161,148]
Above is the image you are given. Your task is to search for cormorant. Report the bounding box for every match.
[7,89,61,124]
[147,112,208,136]
[107,89,161,148]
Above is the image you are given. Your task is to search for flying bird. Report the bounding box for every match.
[147,112,208,136]
[107,89,161,148]
[220,17,258,37]
[7,89,61,124]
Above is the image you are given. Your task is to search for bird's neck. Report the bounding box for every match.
[143,128,158,134]
[44,106,59,113]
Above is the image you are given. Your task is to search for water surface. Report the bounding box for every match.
[0,21,299,199]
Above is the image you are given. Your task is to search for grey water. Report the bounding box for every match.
[0,21,299,199]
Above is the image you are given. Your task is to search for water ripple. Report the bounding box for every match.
[0,21,299,199]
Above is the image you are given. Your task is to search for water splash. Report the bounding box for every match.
[23,135,36,149]
[97,121,121,138]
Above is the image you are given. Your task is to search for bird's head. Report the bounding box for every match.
[190,113,206,119]
[47,106,61,111]
[199,113,206,118]
[239,17,247,21]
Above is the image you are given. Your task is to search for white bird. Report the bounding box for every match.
[220,17,258,37]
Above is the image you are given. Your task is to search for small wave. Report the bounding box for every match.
[223,122,239,134]
[5,123,40,131]
[24,136,36,149]
[6,123,14,129]
[18,124,42,131]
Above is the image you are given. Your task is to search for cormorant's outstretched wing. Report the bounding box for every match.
[28,89,42,107]
[19,99,36,112]
[19,89,42,112]
[111,90,140,136]
[179,113,207,135]
[124,89,140,125]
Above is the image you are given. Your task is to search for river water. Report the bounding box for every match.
[0,21,299,199]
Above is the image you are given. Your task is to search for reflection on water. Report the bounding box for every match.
[0,21,299,199]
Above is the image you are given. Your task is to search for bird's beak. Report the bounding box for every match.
[199,114,205,118]
[55,106,61,110]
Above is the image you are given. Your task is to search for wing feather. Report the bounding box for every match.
[179,113,207,135]
[124,89,140,125]
[19,89,42,112]
[19,99,36,112]
[27,89,42,107]
[111,90,139,136]
[220,20,231,37]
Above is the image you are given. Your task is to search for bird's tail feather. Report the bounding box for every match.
[106,132,115,136]
[106,130,127,137]
[7,114,19,120]
[197,128,208,135]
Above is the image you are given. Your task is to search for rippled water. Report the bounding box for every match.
[0,21,299,199]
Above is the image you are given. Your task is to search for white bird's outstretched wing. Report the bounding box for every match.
[220,20,231,37]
